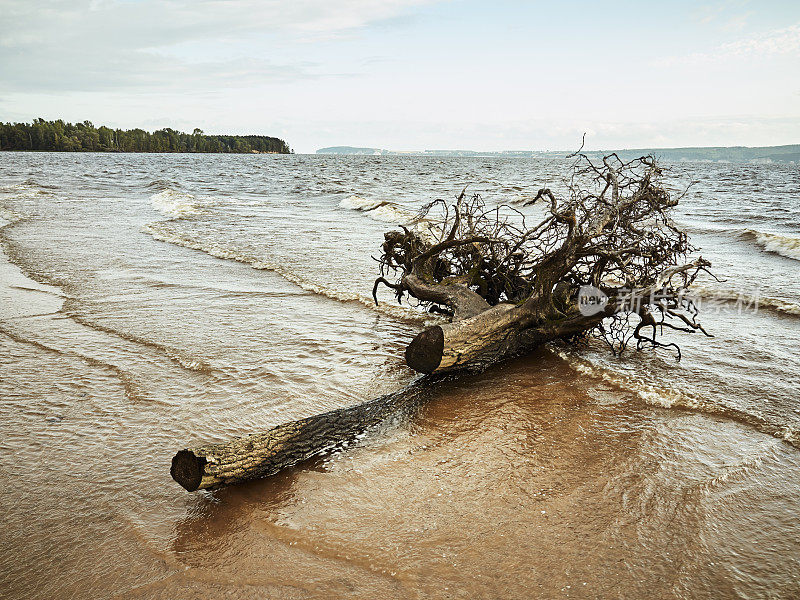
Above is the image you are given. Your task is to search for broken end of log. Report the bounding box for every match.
[171,449,207,492]
[405,325,444,374]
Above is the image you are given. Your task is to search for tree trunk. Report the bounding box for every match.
[171,154,714,491]
[171,384,431,491]
[405,302,605,374]
[403,259,710,375]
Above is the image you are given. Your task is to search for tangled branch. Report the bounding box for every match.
[374,153,712,359]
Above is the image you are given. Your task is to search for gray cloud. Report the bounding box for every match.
[0,0,437,91]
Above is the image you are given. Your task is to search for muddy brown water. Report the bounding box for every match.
[1,153,799,598]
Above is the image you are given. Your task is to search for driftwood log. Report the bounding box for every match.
[171,383,432,491]
[376,152,713,374]
[172,151,714,491]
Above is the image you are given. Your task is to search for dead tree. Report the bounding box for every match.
[171,152,713,492]
[374,153,712,374]
[171,383,434,491]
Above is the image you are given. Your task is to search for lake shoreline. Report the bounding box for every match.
[1,153,799,598]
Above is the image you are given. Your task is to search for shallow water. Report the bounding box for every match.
[1,152,799,598]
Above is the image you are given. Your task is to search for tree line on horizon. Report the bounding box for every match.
[0,119,291,154]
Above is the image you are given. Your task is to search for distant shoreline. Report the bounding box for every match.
[0,119,292,154]
[0,149,287,154]
[316,144,800,163]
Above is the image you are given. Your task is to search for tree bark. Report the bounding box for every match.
[403,258,710,375]
[171,155,714,491]
[405,301,604,374]
[171,384,432,491]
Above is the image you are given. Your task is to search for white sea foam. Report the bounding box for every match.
[339,195,378,211]
[745,229,800,261]
[142,222,439,325]
[149,189,204,218]
[339,195,418,224]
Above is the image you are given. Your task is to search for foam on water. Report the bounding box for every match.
[553,347,800,448]
[742,229,800,261]
[149,188,205,218]
[142,221,437,325]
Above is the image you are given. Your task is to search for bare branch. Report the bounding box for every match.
[375,152,713,365]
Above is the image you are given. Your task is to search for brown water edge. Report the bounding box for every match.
[161,357,800,600]
[2,246,800,599]
[4,334,800,600]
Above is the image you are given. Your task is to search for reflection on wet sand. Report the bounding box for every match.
[162,351,800,599]
[3,154,800,599]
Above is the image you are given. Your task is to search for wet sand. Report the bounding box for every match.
[2,154,800,599]
[3,244,800,598]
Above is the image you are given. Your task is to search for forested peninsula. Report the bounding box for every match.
[0,119,291,154]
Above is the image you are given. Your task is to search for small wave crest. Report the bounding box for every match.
[741,229,800,261]
[761,297,800,316]
[149,189,205,219]
[65,308,214,373]
[553,348,800,448]
[339,195,441,243]
[676,223,800,262]
[509,193,541,205]
[0,205,22,226]
[691,283,800,317]
[18,177,59,190]
[146,178,182,191]
[0,178,56,198]
[142,222,437,325]
[339,195,418,224]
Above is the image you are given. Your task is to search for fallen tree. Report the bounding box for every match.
[375,151,712,374]
[171,383,435,491]
[172,151,713,491]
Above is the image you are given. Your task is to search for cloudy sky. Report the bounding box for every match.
[1,0,798,152]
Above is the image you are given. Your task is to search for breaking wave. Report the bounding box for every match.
[741,229,800,261]
[757,297,800,316]
[142,222,437,325]
[149,189,205,219]
[339,195,442,242]
[17,177,59,190]
[691,283,800,317]
[338,195,418,224]
[0,205,21,226]
[0,178,56,199]
[509,193,541,205]
[679,223,800,262]
[146,178,182,191]
[553,347,800,448]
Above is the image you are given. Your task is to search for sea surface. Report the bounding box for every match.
[1,152,799,599]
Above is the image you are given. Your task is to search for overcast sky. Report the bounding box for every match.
[1,0,798,152]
